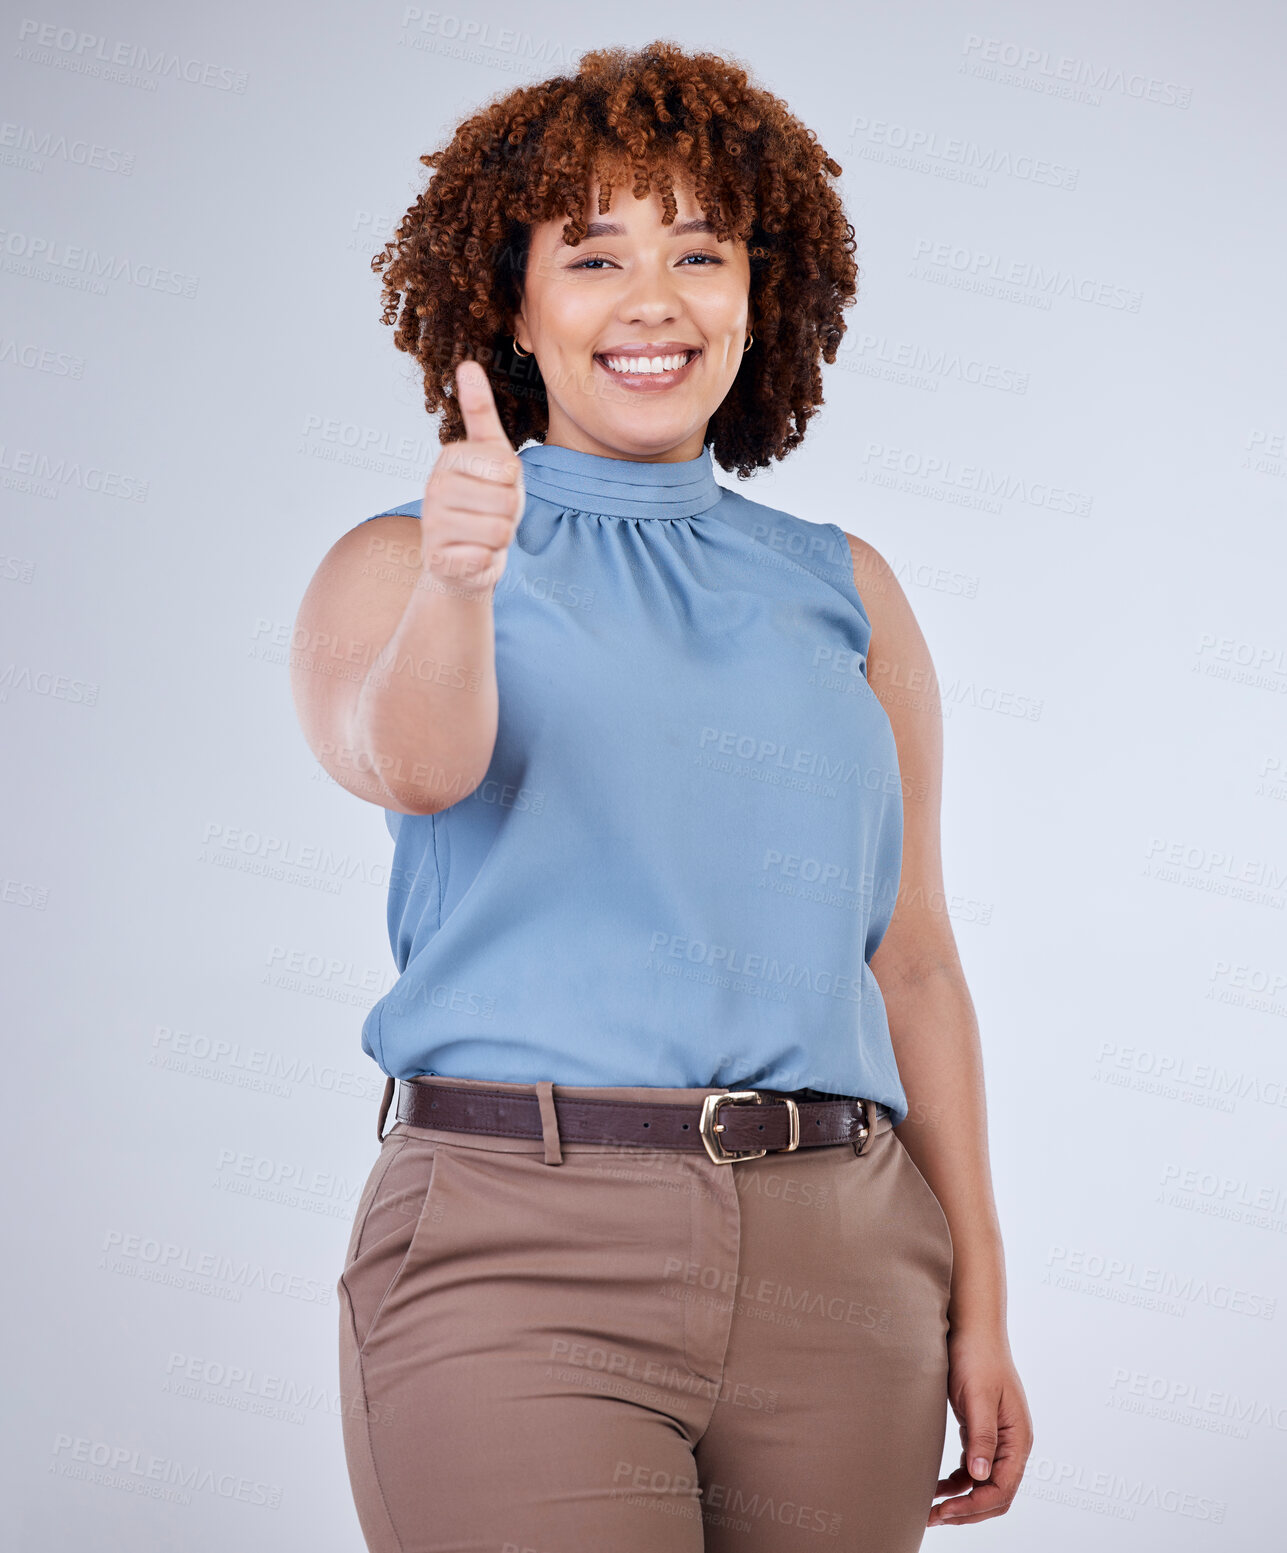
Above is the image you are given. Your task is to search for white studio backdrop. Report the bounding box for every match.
[3,0,1284,1547]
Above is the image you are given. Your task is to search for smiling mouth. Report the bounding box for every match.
[593,348,701,383]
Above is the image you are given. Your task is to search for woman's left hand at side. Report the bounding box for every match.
[927,1326,1033,1528]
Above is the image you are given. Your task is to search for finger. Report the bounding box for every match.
[432,467,525,516]
[416,537,507,587]
[424,540,503,572]
[438,441,520,487]
[930,1483,1013,1524]
[455,360,512,446]
[983,1434,1030,1499]
[427,511,518,552]
[432,465,525,529]
[963,1399,1000,1483]
[932,1483,1004,1515]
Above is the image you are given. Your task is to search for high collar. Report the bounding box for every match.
[517,440,724,520]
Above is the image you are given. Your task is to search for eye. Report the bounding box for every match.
[566,251,725,271]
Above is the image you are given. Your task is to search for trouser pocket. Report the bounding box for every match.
[340,1136,442,1356]
[888,1129,954,1286]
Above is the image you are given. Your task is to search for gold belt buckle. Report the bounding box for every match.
[699,1090,800,1164]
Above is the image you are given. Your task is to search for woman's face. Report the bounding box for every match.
[512,166,752,463]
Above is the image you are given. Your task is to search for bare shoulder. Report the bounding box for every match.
[839,530,940,721]
[290,513,425,806]
[292,513,424,700]
[840,535,957,980]
[302,511,424,598]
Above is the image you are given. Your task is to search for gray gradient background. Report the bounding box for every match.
[3,0,1284,1547]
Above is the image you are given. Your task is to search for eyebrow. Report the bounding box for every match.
[576,217,718,239]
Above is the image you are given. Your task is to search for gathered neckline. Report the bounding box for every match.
[517,440,725,520]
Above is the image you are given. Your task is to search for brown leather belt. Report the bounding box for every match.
[380,1076,886,1164]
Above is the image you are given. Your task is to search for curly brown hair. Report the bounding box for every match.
[371,40,858,478]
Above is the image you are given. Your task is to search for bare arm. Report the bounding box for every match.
[846,532,1003,1332]
[289,362,525,815]
[846,531,1032,1525]
[289,520,500,813]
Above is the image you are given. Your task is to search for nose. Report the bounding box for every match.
[616,258,683,328]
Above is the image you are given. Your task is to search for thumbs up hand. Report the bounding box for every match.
[418,361,525,595]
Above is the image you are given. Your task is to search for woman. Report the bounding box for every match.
[291,40,1032,1552]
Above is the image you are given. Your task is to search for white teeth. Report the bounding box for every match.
[600,351,695,375]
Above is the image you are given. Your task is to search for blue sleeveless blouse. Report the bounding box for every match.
[357,441,909,1124]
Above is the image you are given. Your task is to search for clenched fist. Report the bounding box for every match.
[418,360,526,595]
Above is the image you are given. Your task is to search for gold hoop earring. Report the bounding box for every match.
[512,337,532,358]
[742,333,754,353]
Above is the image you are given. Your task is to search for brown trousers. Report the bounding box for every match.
[338,1075,952,1552]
